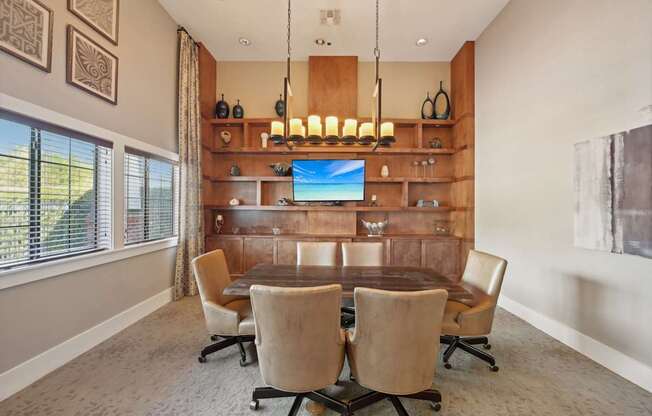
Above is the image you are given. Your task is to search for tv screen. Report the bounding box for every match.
[292,159,366,202]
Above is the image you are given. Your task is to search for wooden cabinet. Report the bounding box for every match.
[206,236,243,274]
[423,240,460,279]
[243,237,274,270]
[390,239,422,267]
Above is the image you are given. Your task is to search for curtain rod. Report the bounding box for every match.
[177,26,197,44]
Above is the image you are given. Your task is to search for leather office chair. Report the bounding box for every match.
[249,284,348,415]
[441,250,507,371]
[296,241,337,266]
[347,288,449,414]
[192,249,255,366]
[341,242,384,267]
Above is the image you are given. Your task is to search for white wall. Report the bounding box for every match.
[476,0,652,387]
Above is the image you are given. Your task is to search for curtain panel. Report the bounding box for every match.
[174,30,203,299]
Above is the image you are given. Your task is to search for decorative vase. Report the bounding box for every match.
[260,132,269,149]
[274,94,285,117]
[215,94,230,119]
[269,162,292,176]
[433,81,451,120]
[361,218,388,237]
[380,165,389,178]
[233,99,244,118]
[421,92,434,119]
[428,138,443,149]
[229,164,241,176]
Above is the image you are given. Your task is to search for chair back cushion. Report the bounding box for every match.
[347,288,448,395]
[342,242,384,267]
[462,250,508,300]
[250,284,345,393]
[296,241,337,266]
[191,249,235,306]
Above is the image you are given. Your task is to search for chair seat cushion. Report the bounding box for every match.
[224,299,256,336]
[442,300,470,333]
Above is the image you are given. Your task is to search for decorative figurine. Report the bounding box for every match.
[233,99,244,118]
[427,157,436,177]
[220,130,232,147]
[416,199,439,208]
[380,165,390,178]
[369,194,378,207]
[421,92,435,119]
[434,222,450,236]
[428,138,443,149]
[214,214,224,234]
[433,81,451,120]
[272,227,281,235]
[229,164,241,176]
[260,132,269,149]
[277,197,293,206]
[229,198,240,206]
[269,162,292,176]
[274,94,285,117]
[232,227,240,235]
[361,218,388,237]
[216,94,229,119]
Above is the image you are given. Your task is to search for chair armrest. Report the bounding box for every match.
[203,300,240,335]
[457,299,496,335]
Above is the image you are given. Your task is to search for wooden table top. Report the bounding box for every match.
[224,264,475,302]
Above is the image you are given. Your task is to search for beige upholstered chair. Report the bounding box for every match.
[346,288,449,414]
[296,241,337,266]
[249,284,348,415]
[341,242,384,267]
[192,249,255,366]
[441,249,507,371]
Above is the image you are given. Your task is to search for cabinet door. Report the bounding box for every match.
[423,240,460,279]
[205,237,243,274]
[276,239,299,265]
[390,239,422,267]
[243,238,274,271]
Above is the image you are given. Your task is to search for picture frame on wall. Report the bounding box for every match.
[68,0,120,45]
[0,0,53,72]
[66,25,119,105]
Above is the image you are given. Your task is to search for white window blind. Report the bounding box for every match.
[0,113,112,269]
[124,150,177,245]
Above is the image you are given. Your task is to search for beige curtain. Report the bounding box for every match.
[174,30,203,300]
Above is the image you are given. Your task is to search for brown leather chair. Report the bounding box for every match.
[347,287,449,414]
[249,284,348,415]
[341,242,384,267]
[296,241,337,266]
[441,250,507,371]
[192,249,255,366]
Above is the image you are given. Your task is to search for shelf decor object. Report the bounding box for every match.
[361,218,388,237]
[433,81,451,120]
[216,94,229,118]
[233,99,244,118]
[421,92,435,119]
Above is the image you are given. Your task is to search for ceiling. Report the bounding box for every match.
[158,0,509,62]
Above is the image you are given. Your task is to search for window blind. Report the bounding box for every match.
[0,116,112,269]
[124,151,177,245]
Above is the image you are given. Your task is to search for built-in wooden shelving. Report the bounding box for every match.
[203,175,455,184]
[205,205,454,212]
[210,147,456,155]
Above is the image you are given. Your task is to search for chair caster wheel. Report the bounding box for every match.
[444,362,452,369]
[431,402,441,411]
[198,356,207,363]
[211,335,219,341]
[240,358,247,367]
[483,344,491,350]
[490,365,499,372]
[249,400,259,410]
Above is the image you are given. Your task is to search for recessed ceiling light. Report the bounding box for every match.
[238,37,251,46]
[415,37,428,47]
[315,38,326,46]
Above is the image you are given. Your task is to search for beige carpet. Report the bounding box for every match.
[1,296,650,416]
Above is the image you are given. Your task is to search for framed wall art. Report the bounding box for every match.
[66,25,119,104]
[0,0,53,72]
[68,0,119,45]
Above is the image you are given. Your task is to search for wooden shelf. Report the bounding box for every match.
[206,233,461,240]
[209,117,455,127]
[205,205,454,212]
[211,147,456,155]
[203,175,454,184]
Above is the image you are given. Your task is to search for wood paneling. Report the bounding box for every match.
[205,236,243,274]
[307,211,357,236]
[198,43,216,120]
[390,239,422,267]
[423,240,460,278]
[450,41,475,120]
[243,237,274,271]
[308,56,358,118]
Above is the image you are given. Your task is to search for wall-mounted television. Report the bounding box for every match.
[292,159,365,202]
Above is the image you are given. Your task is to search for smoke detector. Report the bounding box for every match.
[320,9,341,26]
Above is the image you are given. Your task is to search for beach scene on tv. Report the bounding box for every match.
[292,159,365,201]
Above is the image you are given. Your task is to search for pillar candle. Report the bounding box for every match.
[380,122,394,137]
[300,125,306,137]
[325,116,338,136]
[359,122,374,137]
[289,118,303,136]
[270,121,284,136]
[307,115,322,136]
[343,119,357,136]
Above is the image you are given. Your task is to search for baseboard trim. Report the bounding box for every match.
[0,287,173,402]
[498,295,652,393]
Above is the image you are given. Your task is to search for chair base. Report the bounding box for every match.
[440,335,498,371]
[250,387,350,416]
[341,306,356,328]
[198,335,255,366]
[349,389,442,415]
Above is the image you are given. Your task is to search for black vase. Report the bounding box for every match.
[215,94,229,119]
[274,94,285,117]
[421,92,434,120]
[233,99,244,118]
[433,81,451,120]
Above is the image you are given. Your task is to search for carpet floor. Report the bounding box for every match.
[1,296,650,416]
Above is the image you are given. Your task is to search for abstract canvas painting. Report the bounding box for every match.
[574,124,652,259]
[66,25,118,104]
[68,0,119,45]
[0,0,53,72]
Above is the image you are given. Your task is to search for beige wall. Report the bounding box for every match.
[0,0,178,373]
[476,0,652,369]
[216,61,449,119]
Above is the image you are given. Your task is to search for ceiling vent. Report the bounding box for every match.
[320,9,341,26]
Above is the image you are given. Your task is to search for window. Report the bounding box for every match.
[124,150,177,244]
[0,113,112,269]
